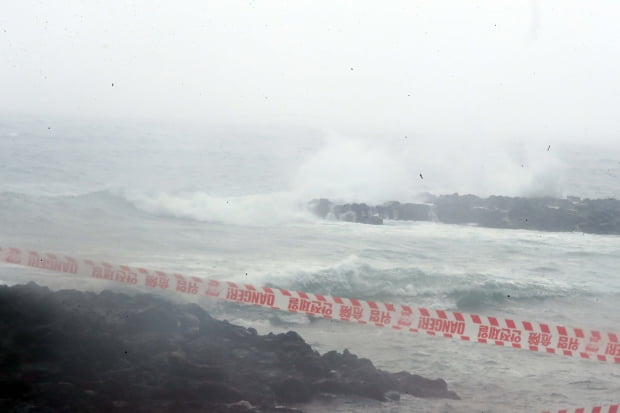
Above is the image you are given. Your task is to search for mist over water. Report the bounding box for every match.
[2,119,618,228]
[293,133,570,203]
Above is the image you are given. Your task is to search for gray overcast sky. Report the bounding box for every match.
[1,0,619,142]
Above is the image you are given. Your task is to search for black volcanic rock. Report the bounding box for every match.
[310,194,620,235]
[0,282,458,413]
[310,199,383,225]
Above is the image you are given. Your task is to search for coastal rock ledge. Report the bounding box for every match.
[0,282,459,413]
[310,194,620,234]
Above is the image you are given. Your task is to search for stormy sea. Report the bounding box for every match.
[1,119,619,412]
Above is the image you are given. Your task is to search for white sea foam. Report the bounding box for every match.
[293,133,568,203]
[122,190,316,227]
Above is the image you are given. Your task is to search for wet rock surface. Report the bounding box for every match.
[310,194,620,234]
[0,283,458,412]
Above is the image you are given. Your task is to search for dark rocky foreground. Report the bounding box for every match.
[0,282,458,413]
[310,194,620,234]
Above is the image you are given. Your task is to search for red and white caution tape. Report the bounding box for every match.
[1,246,619,365]
[543,405,619,413]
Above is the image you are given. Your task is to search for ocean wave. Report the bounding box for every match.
[121,190,316,226]
[0,189,147,222]
[263,256,594,311]
[444,282,591,311]
[0,189,319,227]
[293,135,568,202]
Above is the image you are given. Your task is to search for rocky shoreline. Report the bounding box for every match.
[310,194,620,234]
[0,282,458,412]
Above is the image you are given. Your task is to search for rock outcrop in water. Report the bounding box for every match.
[310,194,620,235]
[0,282,458,413]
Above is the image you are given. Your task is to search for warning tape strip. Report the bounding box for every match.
[544,405,619,413]
[1,246,619,365]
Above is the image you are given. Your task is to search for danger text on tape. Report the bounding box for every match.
[1,246,619,364]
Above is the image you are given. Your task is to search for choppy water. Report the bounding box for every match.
[1,119,619,412]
